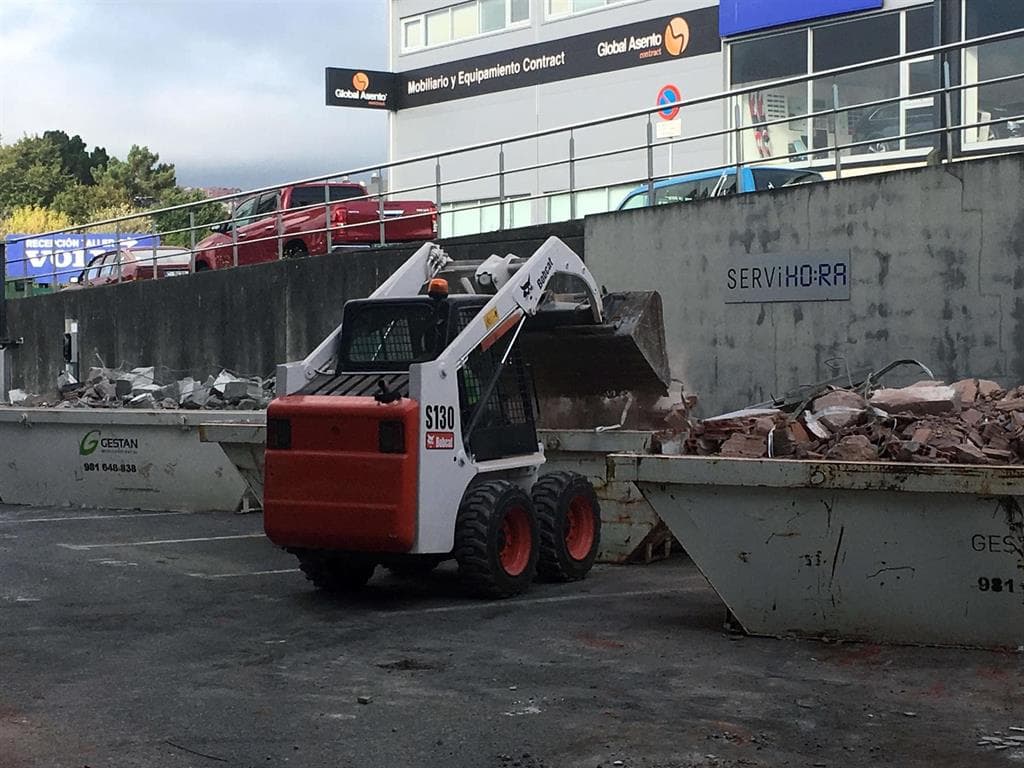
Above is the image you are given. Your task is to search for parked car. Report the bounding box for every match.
[851,100,1024,153]
[193,182,438,270]
[68,246,194,288]
[851,103,937,153]
[616,166,822,210]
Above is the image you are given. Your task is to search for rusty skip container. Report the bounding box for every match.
[609,454,1024,650]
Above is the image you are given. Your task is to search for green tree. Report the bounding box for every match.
[94,144,176,206]
[52,182,130,224]
[0,135,70,214]
[78,202,154,235]
[43,130,109,185]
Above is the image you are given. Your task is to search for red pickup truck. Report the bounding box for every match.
[194,182,437,270]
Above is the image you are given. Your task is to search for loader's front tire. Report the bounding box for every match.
[454,480,538,599]
[293,550,376,593]
[533,471,601,582]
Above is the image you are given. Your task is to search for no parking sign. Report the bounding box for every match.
[656,84,681,121]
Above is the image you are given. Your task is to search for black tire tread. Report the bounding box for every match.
[532,471,601,583]
[454,480,537,599]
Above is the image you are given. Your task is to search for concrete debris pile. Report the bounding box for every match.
[676,378,1024,465]
[6,366,273,410]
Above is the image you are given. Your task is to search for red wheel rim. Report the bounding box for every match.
[499,505,532,577]
[565,495,595,561]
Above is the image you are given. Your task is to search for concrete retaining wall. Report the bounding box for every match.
[10,153,1024,419]
[585,155,1024,415]
[5,222,582,394]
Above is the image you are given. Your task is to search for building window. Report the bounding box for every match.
[547,185,635,222]
[403,18,423,49]
[727,5,940,164]
[439,197,531,237]
[401,0,530,52]
[962,0,1024,146]
[426,9,452,45]
[546,0,632,20]
[730,30,810,162]
[813,13,901,157]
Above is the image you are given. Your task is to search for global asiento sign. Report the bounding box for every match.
[326,6,720,111]
[325,68,398,110]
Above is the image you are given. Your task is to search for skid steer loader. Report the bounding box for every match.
[264,236,669,598]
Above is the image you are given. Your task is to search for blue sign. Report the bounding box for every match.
[4,233,159,284]
[719,0,884,37]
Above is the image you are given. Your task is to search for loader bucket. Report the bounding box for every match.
[521,290,671,403]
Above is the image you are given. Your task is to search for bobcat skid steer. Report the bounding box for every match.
[265,236,669,598]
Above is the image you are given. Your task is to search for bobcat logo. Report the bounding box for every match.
[520,278,534,300]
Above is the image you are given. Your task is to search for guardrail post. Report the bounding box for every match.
[115,225,122,283]
[645,115,655,204]
[498,145,506,231]
[434,157,442,210]
[188,211,197,274]
[568,130,577,221]
[277,208,284,260]
[832,82,843,179]
[943,60,954,164]
[231,198,240,268]
[150,223,158,278]
[324,181,333,254]
[378,167,386,245]
[733,104,742,185]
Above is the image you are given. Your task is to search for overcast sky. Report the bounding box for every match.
[0,0,389,189]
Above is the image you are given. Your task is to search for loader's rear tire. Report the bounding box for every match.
[294,550,376,593]
[533,471,601,582]
[454,480,538,599]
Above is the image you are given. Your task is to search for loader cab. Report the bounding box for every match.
[334,294,539,462]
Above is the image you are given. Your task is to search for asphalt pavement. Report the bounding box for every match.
[1,503,1021,768]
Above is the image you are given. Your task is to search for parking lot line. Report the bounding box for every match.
[2,511,192,524]
[57,533,265,550]
[186,568,300,579]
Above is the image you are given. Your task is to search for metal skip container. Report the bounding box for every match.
[609,454,1024,650]
[0,409,264,511]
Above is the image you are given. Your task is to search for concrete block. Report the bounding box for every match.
[825,435,877,462]
[222,381,249,401]
[212,370,240,395]
[93,380,117,400]
[870,385,961,416]
[128,366,155,386]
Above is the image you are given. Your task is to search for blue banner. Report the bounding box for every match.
[719,0,884,37]
[5,233,159,284]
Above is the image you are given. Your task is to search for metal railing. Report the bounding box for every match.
[3,26,1024,293]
